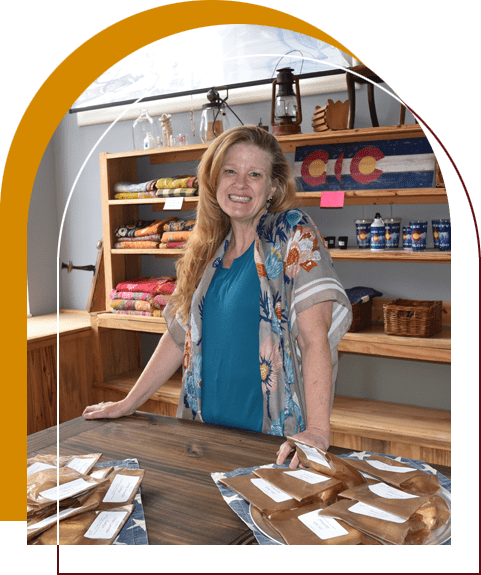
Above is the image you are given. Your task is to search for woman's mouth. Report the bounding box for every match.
[228,194,251,203]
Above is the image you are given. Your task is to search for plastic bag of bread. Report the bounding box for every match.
[27,453,102,476]
[260,501,383,545]
[346,454,440,494]
[29,504,134,545]
[27,467,108,518]
[286,437,366,489]
[338,481,450,530]
[318,499,430,545]
[79,467,145,510]
[252,466,344,505]
[220,473,306,519]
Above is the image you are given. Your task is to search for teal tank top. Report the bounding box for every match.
[201,241,263,432]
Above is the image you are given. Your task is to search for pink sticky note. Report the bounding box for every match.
[320,191,345,208]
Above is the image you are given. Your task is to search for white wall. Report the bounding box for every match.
[27,81,451,409]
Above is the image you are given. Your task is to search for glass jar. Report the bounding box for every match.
[132,109,160,151]
[199,102,230,143]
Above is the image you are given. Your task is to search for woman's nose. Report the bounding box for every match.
[233,172,248,187]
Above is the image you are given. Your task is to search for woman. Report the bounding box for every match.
[83,126,352,468]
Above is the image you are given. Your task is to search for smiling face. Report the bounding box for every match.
[216,143,277,230]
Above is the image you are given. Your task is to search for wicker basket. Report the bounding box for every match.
[383,299,443,337]
[348,299,373,332]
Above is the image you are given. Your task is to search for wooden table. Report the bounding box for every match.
[27,412,451,545]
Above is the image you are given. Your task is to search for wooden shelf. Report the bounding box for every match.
[329,247,450,263]
[110,246,450,263]
[96,312,167,334]
[339,324,450,363]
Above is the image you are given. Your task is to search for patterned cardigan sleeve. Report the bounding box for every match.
[283,211,352,350]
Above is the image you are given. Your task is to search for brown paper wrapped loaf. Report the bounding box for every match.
[318,499,430,545]
[345,454,440,494]
[286,437,366,489]
[338,481,450,530]
[253,466,344,504]
[261,501,382,545]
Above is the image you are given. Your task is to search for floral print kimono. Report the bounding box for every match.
[163,208,352,438]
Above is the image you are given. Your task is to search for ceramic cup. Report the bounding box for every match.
[409,220,427,251]
[384,217,401,249]
[325,236,336,249]
[338,236,348,250]
[438,219,451,251]
[354,219,373,249]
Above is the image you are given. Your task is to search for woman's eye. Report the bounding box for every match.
[250,172,262,178]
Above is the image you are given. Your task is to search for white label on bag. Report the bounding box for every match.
[27,507,79,530]
[284,469,331,484]
[66,457,96,475]
[103,474,139,503]
[299,510,348,540]
[366,460,416,473]
[369,482,419,499]
[84,511,128,539]
[40,478,92,501]
[349,501,407,523]
[294,444,331,469]
[250,478,293,503]
[27,462,56,476]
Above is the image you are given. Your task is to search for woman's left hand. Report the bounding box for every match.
[275,428,330,469]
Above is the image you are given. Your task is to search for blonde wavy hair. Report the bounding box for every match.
[170,125,297,324]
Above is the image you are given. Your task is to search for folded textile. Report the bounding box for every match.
[115,220,155,238]
[134,218,177,237]
[114,180,157,193]
[158,242,187,249]
[114,277,176,295]
[114,191,157,199]
[345,286,383,304]
[152,294,168,309]
[111,309,162,317]
[111,234,162,242]
[163,219,196,232]
[110,299,153,312]
[155,176,198,189]
[161,231,192,243]
[109,290,153,301]
[114,241,159,249]
[155,187,198,198]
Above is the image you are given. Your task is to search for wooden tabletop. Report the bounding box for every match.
[27,412,451,545]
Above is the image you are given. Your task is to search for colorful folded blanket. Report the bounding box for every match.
[109,290,153,301]
[158,242,187,249]
[114,277,176,295]
[152,294,168,309]
[114,241,159,249]
[114,180,157,193]
[156,176,198,189]
[111,309,163,317]
[111,234,162,242]
[163,219,196,232]
[115,220,155,238]
[155,188,198,198]
[114,191,158,199]
[161,231,192,243]
[110,299,153,312]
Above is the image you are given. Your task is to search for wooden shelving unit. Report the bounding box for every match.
[91,124,451,465]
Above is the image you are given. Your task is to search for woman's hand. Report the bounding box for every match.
[276,427,330,469]
[82,399,135,420]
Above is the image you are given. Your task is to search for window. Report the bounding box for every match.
[71,25,354,126]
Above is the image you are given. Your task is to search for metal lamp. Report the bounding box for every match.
[270,67,302,135]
